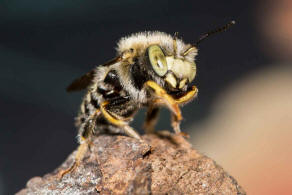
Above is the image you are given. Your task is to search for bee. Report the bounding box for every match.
[59,21,235,177]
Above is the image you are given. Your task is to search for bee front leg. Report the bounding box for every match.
[145,80,182,133]
[172,85,198,137]
[174,85,198,105]
[145,80,182,120]
[100,101,141,140]
[171,113,181,133]
[143,105,160,134]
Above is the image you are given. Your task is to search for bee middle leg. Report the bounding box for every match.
[100,101,141,140]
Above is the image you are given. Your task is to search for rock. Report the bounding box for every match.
[16,131,245,195]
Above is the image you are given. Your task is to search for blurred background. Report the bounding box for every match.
[0,0,291,194]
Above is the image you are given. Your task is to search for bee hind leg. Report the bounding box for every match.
[58,109,101,179]
[58,139,88,179]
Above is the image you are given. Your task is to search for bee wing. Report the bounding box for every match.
[66,56,122,92]
[66,69,95,92]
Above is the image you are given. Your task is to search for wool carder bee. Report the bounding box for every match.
[59,21,235,177]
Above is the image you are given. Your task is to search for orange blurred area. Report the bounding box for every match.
[190,65,292,194]
[188,1,292,194]
[257,0,292,60]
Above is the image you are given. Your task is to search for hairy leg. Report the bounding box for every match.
[174,85,198,104]
[100,101,141,140]
[145,81,182,121]
[145,81,198,134]
[58,109,101,178]
[173,85,198,137]
[143,105,160,134]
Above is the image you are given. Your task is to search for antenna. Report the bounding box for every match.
[173,32,179,55]
[195,20,236,46]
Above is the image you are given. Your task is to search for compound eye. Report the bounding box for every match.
[148,45,168,76]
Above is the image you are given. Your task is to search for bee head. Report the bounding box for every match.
[116,21,234,94]
[146,43,197,91]
[117,32,198,92]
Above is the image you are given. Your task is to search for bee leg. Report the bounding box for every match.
[143,106,160,134]
[171,113,181,133]
[58,109,100,179]
[174,85,198,104]
[145,80,183,134]
[145,80,182,121]
[171,113,190,138]
[172,85,198,138]
[100,101,141,140]
[58,139,88,179]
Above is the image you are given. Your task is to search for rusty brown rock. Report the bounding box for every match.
[16,132,245,195]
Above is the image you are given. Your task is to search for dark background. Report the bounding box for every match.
[0,1,271,194]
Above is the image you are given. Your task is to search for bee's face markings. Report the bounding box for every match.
[165,56,196,85]
[144,44,196,90]
[164,72,177,88]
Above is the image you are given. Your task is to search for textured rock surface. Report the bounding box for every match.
[17,132,245,195]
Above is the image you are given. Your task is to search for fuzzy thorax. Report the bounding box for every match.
[116,31,198,62]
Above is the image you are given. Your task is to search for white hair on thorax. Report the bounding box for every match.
[116,31,197,62]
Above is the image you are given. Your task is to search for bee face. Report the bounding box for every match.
[165,55,196,89]
[117,32,198,93]
[147,44,197,90]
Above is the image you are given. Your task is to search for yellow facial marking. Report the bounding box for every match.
[179,78,188,89]
[165,56,196,82]
[165,73,177,88]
